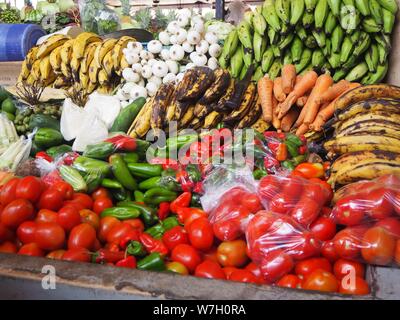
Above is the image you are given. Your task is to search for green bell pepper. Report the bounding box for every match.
[137,252,165,271]
[117,201,158,227]
[285,140,299,158]
[101,207,141,220]
[145,216,180,239]
[186,164,201,182]
[46,144,72,158]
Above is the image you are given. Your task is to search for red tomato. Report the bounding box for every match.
[213,220,241,242]
[68,223,96,250]
[57,206,82,232]
[361,226,396,266]
[245,262,263,279]
[276,274,302,289]
[183,208,208,229]
[246,210,275,241]
[91,188,110,201]
[339,276,370,295]
[321,241,340,263]
[162,226,189,251]
[375,217,400,238]
[269,193,294,214]
[123,218,144,232]
[62,248,91,262]
[310,216,337,241]
[294,163,324,179]
[35,209,58,224]
[334,196,365,226]
[187,217,214,251]
[0,178,19,205]
[80,209,100,230]
[194,260,226,280]
[260,250,294,283]
[166,261,189,275]
[46,249,66,260]
[53,181,74,200]
[93,197,113,215]
[365,188,393,220]
[34,222,66,251]
[280,177,304,201]
[229,270,259,284]
[106,223,135,244]
[394,192,400,216]
[37,188,64,211]
[333,259,365,280]
[0,223,13,242]
[62,200,86,212]
[241,194,262,212]
[0,241,18,253]
[15,176,43,203]
[308,178,333,204]
[72,193,93,209]
[303,183,328,205]
[223,267,240,279]
[18,243,44,257]
[295,257,332,277]
[302,269,339,293]
[171,244,202,273]
[202,247,219,263]
[17,221,37,244]
[290,196,321,227]
[333,226,367,260]
[98,216,121,243]
[286,232,321,261]
[258,175,282,201]
[1,199,35,229]
[217,240,248,267]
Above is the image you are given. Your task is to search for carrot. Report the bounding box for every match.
[295,75,303,85]
[296,95,309,107]
[273,77,286,102]
[310,82,362,131]
[271,96,281,130]
[293,103,307,128]
[278,70,318,119]
[281,107,300,132]
[281,64,297,94]
[303,73,334,126]
[317,80,350,105]
[258,75,274,123]
[296,123,309,136]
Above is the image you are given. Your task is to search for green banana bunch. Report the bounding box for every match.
[283,51,293,65]
[253,11,267,35]
[376,0,398,14]
[365,44,379,72]
[278,33,294,50]
[355,0,371,16]
[237,20,253,50]
[342,0,355,6]
[302,11,315,29]
[295,48,312,73]
[323,38,332,57]
[252,66,264,82]
[275,0,290,23]
[362,17,382,33]
[262,47,275,73]
[382,8,396,34]
[219,29,239,68]
[290,0,305,26]
[239,63,249,80]
[369,0,383,26]
[305,35,318,49]
[230,46,243,78]
[254,32,267,63]
[324,12,337,36]
[351,30,361,44]
[315,0,329,30]
[312,49,326,69]
[340,36,354,64]
[312,30,327,48]
[305,0,318,12]
[328,51,342,69]
[268,28,278,45]
[328,0,341,17]
[262,0,281,32]
[377,42,389,64]
[333,69,347,81]
[290,36,303,63]
[332,25,344,53]
[269,59,283,80]
[295,25,308,41]
[341,4,361,34]
[342,56,358,70]
[242,45,253,67]
[345,62,369,82]
[353,32,371,56]
[361,61,389,84]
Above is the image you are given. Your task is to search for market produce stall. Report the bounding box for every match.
[1,0,400,300]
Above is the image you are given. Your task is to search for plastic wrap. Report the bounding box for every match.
[0,133,32,173]
[258,174,331,228]
[246,211,322,283]
[78,0,120,35]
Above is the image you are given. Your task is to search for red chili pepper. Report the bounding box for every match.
[193,182,203,194]
[175,207,192,224]
[95,249,125,264]
[298,145,307,155]
[275,143,288,161]
[150,157,180,171]
[107,242,120,252]
[35,151,53,162]
[277,132,286,140]
[139,233,168,256]
[264,131,278,138]
[267,140,280,155]
[170,192,192,214]
[299,135,307,144]
[115,256,137,268]
[105,135,136,151]
[158,202,170,220]
[42,170,64,188]
[119,229,141,249]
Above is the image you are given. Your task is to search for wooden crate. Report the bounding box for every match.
[0,61,22,86]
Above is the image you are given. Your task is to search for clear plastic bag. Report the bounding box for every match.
[330,174,400,226]
[258,174,331,228]
[78,0,105,33]
[0,133,32,173]
[96,7,121,35]
[246,210,322,283]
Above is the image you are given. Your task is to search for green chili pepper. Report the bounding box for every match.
[101,178,123,189]
[134,190,145,202]
[285,140,299,158]
[101,207,141,220]
[162,216,179,231]
[137,252,165,271]
[83,172,103,193]
[126,241,146,257]
[167,134,198,151]
[139,176,162,190]
[109,154,137,191]
[59,165,87,192]
[186,164,201,182]
[145,224,164,239]
[117,201,158,227]
[135,139,151,159]
[144,188,177,206]
[83,142,115,160]
[110,188,130,202]
[127,163,163,178]
[286,134,303,147]
[122,153,139,163]
[292,155,307,166]
[253,169,268,180]
[73,156,111,176]
[282,160,295,171]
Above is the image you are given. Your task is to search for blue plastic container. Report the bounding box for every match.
[0,24,46,62]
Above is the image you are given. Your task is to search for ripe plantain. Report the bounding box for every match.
[97,69,109,86]
[25,46,39,70]
[80,42,100,74]
[179,105,196,128]
[112,36,136,71]
[165,95,178,126]
[19,59,30,81]
[88,57,100,84]
[94,39,118,69]
[335,112,400,133]
[36,34,70,60]
[39,55,53,81]
[53,76,71,89]
[117,55,130,76]
[213,79,236,112]
[224,83,257,124]
[199,68,231,104]
[49,46,63,74]
[72,32,101,62]
[176,67,215,102]
[175,100,193,121]
[204,111,223,129]
[151,83,175,129]
[251,117,271,133]
[128,98,154,138]
[236,97,262,128]
[31,60,41,81]
[102,50,114,77]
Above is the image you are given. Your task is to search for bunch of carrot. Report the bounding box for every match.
[257,64,361,136]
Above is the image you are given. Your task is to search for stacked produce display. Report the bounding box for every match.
[1,0,400,299]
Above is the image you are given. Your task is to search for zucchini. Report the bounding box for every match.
[29,114,60,131]
[34,128,63,149]
[110,97,146,133]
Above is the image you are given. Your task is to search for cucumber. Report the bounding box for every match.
[46,144,72,158]
[34,128,63,149]
[110,97,146,133]
[29,114,60,131]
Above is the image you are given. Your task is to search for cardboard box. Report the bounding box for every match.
[0,61,22,86]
